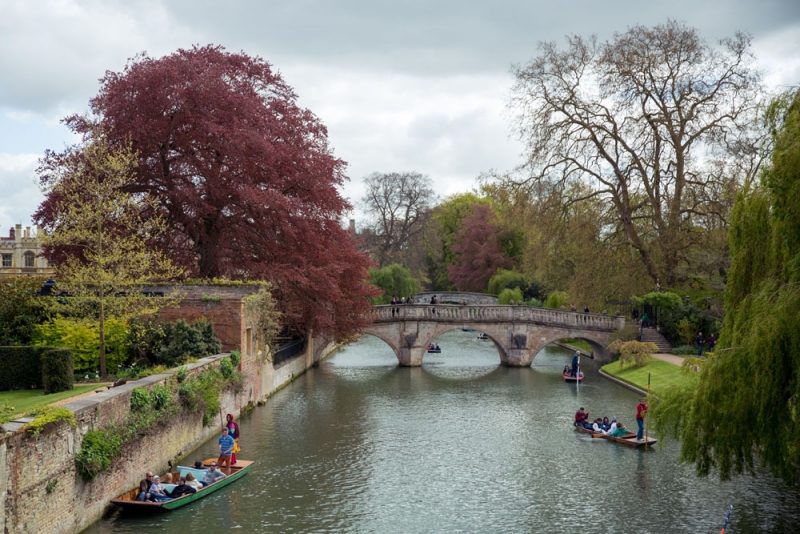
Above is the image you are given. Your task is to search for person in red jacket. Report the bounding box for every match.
[574,407,590,428]
[636,399,648,440]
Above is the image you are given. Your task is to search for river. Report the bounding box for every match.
[85,330,800,533]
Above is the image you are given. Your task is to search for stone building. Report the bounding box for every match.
[0,224,53,279]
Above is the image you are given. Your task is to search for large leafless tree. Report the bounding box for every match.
[360,171,436,269]
[509,20,766,286]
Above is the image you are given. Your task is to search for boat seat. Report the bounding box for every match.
[178,466,208,479]
[162,484,177,495]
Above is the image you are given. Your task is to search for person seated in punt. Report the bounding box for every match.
[149,475,172,502]
[603,417,618,435]
[563,365,570,375]
[136,479,155,502]
[601,417,611,431]
[161,473,173,484]
[574,407,590,428]
[184,472,202,490]
[194,460,205,470]
[169,477,197,498]
[202,462,227,486]
[608,421,627,437]
[591,418,605,433]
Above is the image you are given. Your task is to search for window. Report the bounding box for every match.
[1,254,11,267]
[24,252,35,267]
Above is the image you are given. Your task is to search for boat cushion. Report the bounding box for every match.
[162,484,177,494]
[178,466,208,479]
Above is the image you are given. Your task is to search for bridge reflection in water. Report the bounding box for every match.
[365,304,625,367]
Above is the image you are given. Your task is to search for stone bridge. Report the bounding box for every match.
[364,304,625,367]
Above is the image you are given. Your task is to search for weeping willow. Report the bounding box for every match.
[652,89,800,484]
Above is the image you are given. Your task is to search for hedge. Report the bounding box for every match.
[41,348,74,394]
[0,346,74,393]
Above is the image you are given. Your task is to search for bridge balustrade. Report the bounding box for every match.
[370,304,619,330]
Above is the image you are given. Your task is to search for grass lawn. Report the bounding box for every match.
[601,358,693,397]
[0,384,108,418]
[560,338,593,352]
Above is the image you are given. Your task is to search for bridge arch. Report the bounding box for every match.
[365,304,624,367]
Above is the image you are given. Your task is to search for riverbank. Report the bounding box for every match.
[600,354,691,397]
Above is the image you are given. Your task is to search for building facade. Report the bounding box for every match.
[0,224,53,278]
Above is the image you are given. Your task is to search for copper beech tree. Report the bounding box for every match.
[36,45,378,341]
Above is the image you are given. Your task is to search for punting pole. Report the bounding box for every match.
[645,372,651,451]
[720,505,733,533]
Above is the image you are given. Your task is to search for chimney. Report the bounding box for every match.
[15,224,21,242]
[25,226,31,238]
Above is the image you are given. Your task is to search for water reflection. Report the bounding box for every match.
[85,331,800,533]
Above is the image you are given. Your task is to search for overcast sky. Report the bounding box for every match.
[1,0,799,233]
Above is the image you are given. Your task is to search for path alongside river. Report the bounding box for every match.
[84,331,800,533]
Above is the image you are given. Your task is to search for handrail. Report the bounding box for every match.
[369,304,622,331]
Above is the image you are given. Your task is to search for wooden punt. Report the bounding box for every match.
[563,371,584,382]
[110,458,253,511]
[574,425,657,447]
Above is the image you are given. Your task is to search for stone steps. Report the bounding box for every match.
[640,327,673,353]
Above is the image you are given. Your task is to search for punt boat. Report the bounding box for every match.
[574,425,657,448]
[110,458,253,511]
[563,371,584,382]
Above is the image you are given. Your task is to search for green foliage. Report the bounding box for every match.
[607,340,657,368]
[41,348,74,394]
[230,350,241,368]
[368,264,418,304]
[544,291,569,309]
[671,345,697,355]
[0,277,51,345]
[129,387,151,411]
[487,269,546,301]
[657,304,719,347]
[129,317,222,368]
[45,479,58,494]
[634,291,683,310]
[0,346,46,390]
[201,295,221,303]
[0,400,15,424]
[676,318,699,346]
[498,287,524,304]
[244,285,280,351]
[33,318,128,373]
[219,357,234,379]
[175,366,189,383]
[24,406,76,436]
[75,429,123,481]
[652,89,800,484]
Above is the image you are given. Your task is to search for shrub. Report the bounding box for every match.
[150,384,170,410]
[41,348,73,394]
[0,400,15,424]
[219,357,234,379]
[672,345,697,355]
[131,318,223,368]
[0,346,46,390]
[544,291,569,309]
[498,287,524,304]
[175,366,189,383]
[75,429,123,481]
[33,318,128,373]
[230,350,241,368]
[24,406,76,436]
[130,387,151,411]
[607,340,658,368]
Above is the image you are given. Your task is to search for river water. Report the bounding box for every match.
[85,331,800,533]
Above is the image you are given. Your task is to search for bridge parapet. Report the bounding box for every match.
[370,304,623,331]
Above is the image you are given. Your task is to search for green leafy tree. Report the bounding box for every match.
[0,277,50,345]
[652,89,800,484]
[368,264,418,305]
[36,127,182,377]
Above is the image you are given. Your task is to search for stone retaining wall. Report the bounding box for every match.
[0,338,335,534]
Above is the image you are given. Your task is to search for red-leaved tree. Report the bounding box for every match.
[447,204,513,292]
[36,45,378,341]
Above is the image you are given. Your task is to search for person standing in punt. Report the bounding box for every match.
[218,427,235,475]
[226,413,241,466]
[636,399,648,441]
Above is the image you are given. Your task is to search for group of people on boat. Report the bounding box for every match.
[427,343,441,351]
[573,408,628,437]
[136,462,227,502]
[135,413,241,502]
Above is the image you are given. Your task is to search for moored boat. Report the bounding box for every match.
[110,458,253,511]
